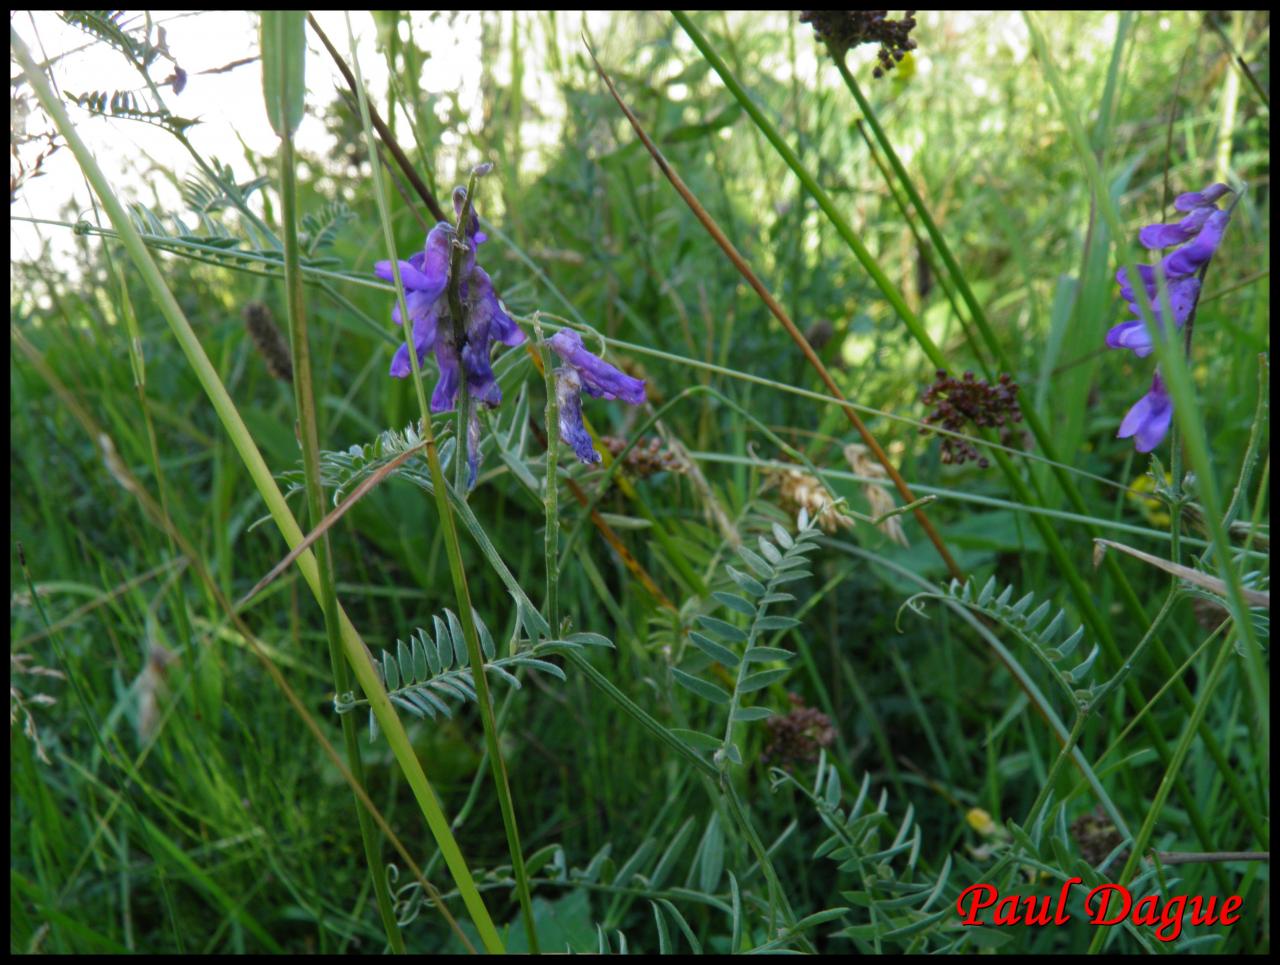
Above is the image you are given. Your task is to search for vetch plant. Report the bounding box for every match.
[1107,183,1236,452]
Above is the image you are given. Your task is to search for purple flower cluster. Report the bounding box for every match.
[548,329,646,464]
[1106,183,1233,452]
[376,189,525,412]
[376,188,646,475]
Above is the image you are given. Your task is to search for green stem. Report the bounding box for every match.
[539,327,561,635]
[1022,713,1089,834]
[346,18,534,949]
[277,114,405,951]
[1086,627,1241,953]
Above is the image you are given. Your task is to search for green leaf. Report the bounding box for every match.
[711,590,756,616]
[737,546,774,580]
[688,631,741,668]
[732,706,774,722]
[433,615,452,671]
[381,650,400,691]
[391,694,423,717]
[758,537,783,565]
[510,656,567,680]
[473,607,495,660]
[485,663,521,688]
[651,902,672,955]
[771,569,811,584]
[671,668,731,704]
[445,608,468,666]
[755,615,800,631]
[1068,644,1101,682]
[792,907,851,931]
[1057,625,1086,658]
[259,11,306,138]
[656,898,702,954]
[396,638,413,683]
[726,565,766,597]
[743,646,794,663]
[696,615,747,643]
[739,668,789,692]
[422,627,441,675]
[565,632,614,648]
[697,813,724,893]
[670,728,722,752]
[411,630,430,679]
[1025,600,1051,631]
[759,592,795,605]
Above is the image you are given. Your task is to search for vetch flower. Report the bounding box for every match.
[1106,182,1235,454]
[548,330,646,404]
[1116,370,1173,453]
[376,193,525,414]
[555,368,600,464]
[1105,183,1233,358]
[547,329,647,464]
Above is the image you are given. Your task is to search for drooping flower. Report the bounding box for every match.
[547,329,647,464]
[555,368,599,464]
[376,193,525,414]
[548,330,646,404]
[1116,371,1173,453]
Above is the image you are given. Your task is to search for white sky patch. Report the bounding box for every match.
[9,11,473,272]
[10,10,626,280]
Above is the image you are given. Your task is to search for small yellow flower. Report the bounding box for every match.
[966,807,997,837]
[1126,471,1171,528]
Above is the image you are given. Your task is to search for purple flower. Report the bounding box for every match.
[1106,182,1234,454]
[454,186,488,246]
[376,196,525,414]
[1105,183,1233,358]
[1117,371,1173,453]
[555,369,600,464]
[548,330,646,404]
[546,329,647,464]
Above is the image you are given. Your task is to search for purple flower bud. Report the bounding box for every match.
[452,187,487,246]
[548,330,646,404]
[1117,371,1173,453]
[1104,319,1155,357]
[555,368,600,463]
[1173,183,1232,212]
[1137,206,1213,250]
[1163,209,1231,277]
